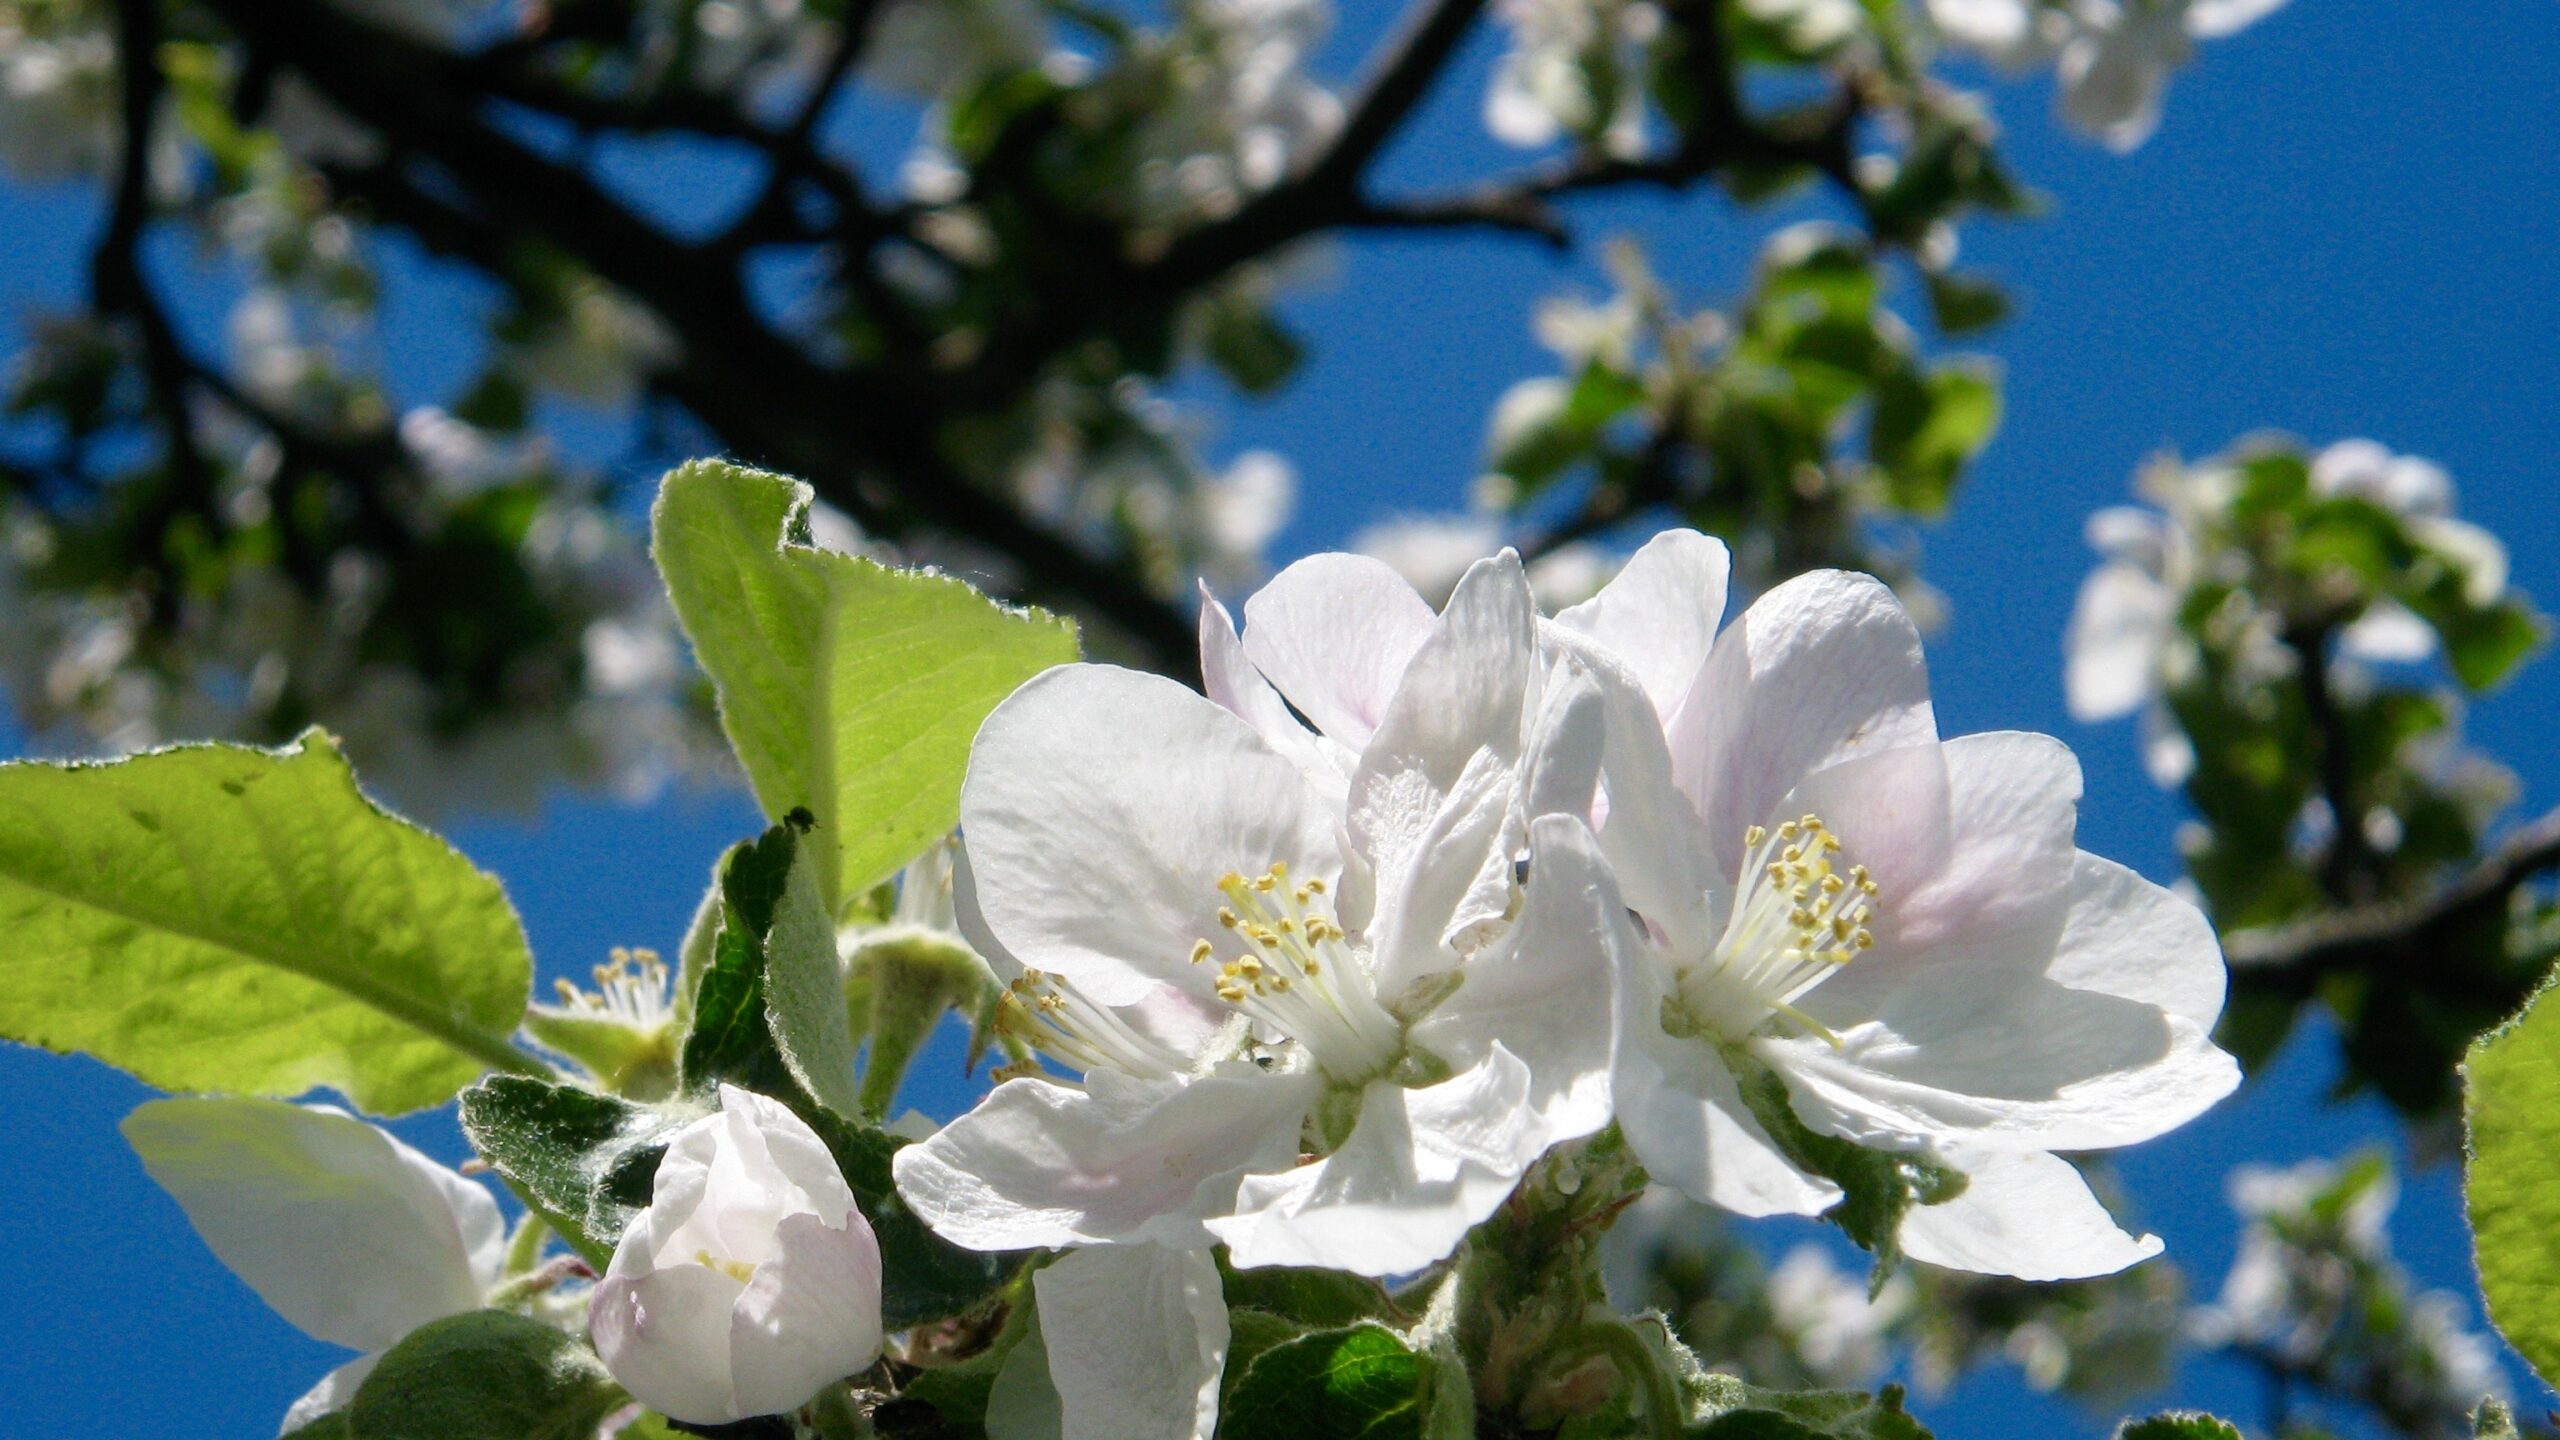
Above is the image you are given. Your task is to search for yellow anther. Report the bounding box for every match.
[1745,824,1768,848]
[1821,873,1846,894]
[1269,861,1289,879]
[1304,877,1326,894]
[1854,929,1874,949]
[1189,939,1214,964]
[1252,872,1279,893]
[1778,820,1800,839]
[1218,908,1240,928]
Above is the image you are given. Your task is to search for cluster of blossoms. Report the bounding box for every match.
[1482,0,2291,161]
[883,530,2238,1433]
[2065,436,2512,788]
[1923,0,2292,150]
[2191,1155,2508,1438]
[118,532,2237,1435]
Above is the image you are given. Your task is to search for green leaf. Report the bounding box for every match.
[1870,362,2000,516]
[1690,1378,1933,1440]
[651,459,1079,916]
[457,1075,687,1267]
[1220,1324,1432,1440]
[279,1416,350,1440]
[0,730,538,1115]
[2113,1415,2245,1440]
[681,823,1021,1327]
[1922,272,2009,337]
[682,819,857,1116]
[346,1310,622,1440]
[2464,976,2560,1383]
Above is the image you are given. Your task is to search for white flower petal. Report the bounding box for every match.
[726,1211,888,1418]
[1548,624,1723,953]
[1412,815,1623,1143]
[1034,1246,1229,1440]
[279,1352,379,1435]
[1898,1150,2163,1280]
[122,1098,496,1353]
[1670,570,1937,866]
[2064,562,2173,721]
[961,664,1340,1007]
[2186,0,2290,40]
[1239,552,1437,748]
[2058,20,2174,152]
[1211,1049,1545,1275]
[2048,852,2227,1027]
[1768,841,2237,1156]
[589,1265,747,1424]
[2340,600,2438,664]
[891,1068,1314,1250]
[1198,585,1344,804]
[1553,529,1730,728]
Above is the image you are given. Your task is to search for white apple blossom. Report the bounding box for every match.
[896,551,1627,1283]
[1927,0,2289,151]
[0,3,117,181]
[980,1246,1233,1440]
[1554,529,2238,1280]
[121,1097,507,1433]
[1117,0,1343,230]
[589,1084,885,1425]
[865,0,1054,98]
[2065,439,2504,787]
[1764,1244,1906,1385]
[1485,0,1659,159]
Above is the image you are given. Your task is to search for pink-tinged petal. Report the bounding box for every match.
[590,1266,746,1424]
[2064,562,2172,721]
[1240,552,1437,748]
[1412,816,1622,1144]
[1898,1150,2163,1280]
[122,1098,496,1354]
[891,1068,1315,1250]
[1669,571,1938,861]
[1553,528,1731,729]
[961,665,1341,1008]
[1211,1049,1545,1276]
[1034,1246,1230,1440]
[726,1211,887,1418]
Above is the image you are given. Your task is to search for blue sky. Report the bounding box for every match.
[4,0,2558,1433]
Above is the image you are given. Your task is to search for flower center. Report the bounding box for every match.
[1191,863,1404,1085]
[1672,814,1879,1044]
[989,968,1198,1081]
[552,946,673,1032]
[692,1249,759,1285]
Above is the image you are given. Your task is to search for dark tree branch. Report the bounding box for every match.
[94,0,211,514]
[2224,801,2560,975]
[2283,621,2383,903]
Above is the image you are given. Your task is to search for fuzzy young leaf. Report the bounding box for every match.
[457,1076,687,1267]
[2463,976,2560,1384]
[651,459,1078,915]
[1689,1377,1933,1440]
[347,1310,622,1440]
[0,730,537,1114]
[1221,1324,1432,1440]
[2113,1416,2244,1440]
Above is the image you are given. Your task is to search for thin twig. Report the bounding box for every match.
[2224,802,2560,972]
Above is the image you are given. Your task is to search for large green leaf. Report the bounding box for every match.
[651,459,1079,914]
[680,819,859,1118]
[2463,977,2560,1383]
[0,731,538,1114]
[1220,1324,1433,1440]
[346,1310,622,1440]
